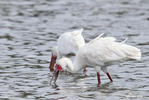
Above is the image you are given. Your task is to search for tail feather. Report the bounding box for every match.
[121,44,141,60]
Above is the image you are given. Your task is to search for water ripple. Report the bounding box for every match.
[0,0,148,99]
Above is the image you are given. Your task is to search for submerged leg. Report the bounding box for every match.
[97,72,101,87]
[83,66,87,76]
[101,67,113,82]
[95,66,101,86]
[106,72,113,82]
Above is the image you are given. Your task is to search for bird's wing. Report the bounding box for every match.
[57,29,85,55]
[84,37,124,64]
[84,37,141,65]
[71,29,85,51]
[57,32,74,55]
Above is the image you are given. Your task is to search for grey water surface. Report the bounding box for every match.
[0,0,149,100]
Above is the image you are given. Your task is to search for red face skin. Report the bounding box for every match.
[49,53,57,71]
[55,64,62,71]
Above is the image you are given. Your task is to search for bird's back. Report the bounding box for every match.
[57,29,85,55]
[78,37,141,66]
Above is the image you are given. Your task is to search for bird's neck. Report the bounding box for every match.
[66,56,84,73]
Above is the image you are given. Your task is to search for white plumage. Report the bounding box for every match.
[49,29,85,71]
[53,36,141,86]
[83,37,141,64]
[57,28,85,56]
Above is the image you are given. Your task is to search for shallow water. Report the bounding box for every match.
[0,0,149,99]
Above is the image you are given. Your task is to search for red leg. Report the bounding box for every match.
[106,72,113,82]
[97,72,101,87]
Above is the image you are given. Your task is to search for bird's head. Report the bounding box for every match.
[54,57,70,72]
[51,57,71,84]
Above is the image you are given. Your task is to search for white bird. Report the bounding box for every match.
[51,36,141,86]
[49,29,85,72]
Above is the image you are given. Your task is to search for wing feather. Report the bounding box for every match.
[82,37,141,65]
[57,29,85,55]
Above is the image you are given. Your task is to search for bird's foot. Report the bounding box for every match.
[110,80,113,83]
[83,67,87,77]
[97,83,100,87]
